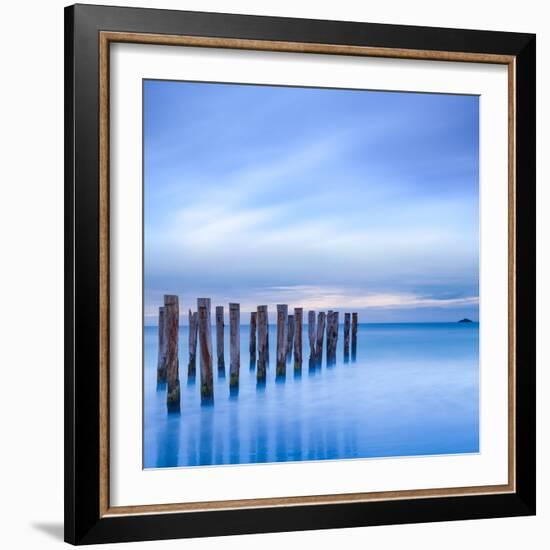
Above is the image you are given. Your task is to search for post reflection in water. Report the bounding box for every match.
[144,323,480,468]
[185,418,198,466]
[255,400,268,463]
[289,417,302,462]
[229,404,240,464]
[214,417,224,465]
[155,413,181,468]
[275,417,287,463]
[199,405,214,466]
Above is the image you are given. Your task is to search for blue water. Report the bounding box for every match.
[144,323,479,469]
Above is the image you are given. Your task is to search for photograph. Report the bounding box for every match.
[143,79,480,469]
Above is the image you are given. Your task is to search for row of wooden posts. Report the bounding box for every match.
[156,295,358,410]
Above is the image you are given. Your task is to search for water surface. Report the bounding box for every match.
[144,322,479,468]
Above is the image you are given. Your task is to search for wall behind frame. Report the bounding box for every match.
[0,0,545,549]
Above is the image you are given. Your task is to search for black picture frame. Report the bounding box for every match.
[65,3,536,545]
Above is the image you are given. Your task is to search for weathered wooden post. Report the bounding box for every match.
[315,311,326,364]
[164,295,180,411]
[308,310,316,358]
[286,314,295,362]
[326,311,339,365]
[215,305,225,373]
[229,303,240,389]
[344,312,351,362]
[266,311,270,362]
[294,307,303,369]
[198,298,214,402]
[276,304,288,377]
[326,310,333,361]
[326,311,332,361]
[351,312,358,361]
[249,311,257,361]
[257,305,268,382]
[188,309,198,377]
[156,306,166,383]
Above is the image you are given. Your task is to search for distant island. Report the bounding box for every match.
[458,318,473,323]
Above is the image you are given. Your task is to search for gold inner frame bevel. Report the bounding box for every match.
[98,31,517,518]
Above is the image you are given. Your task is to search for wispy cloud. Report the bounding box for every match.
[144,81,479,322]
[144,285,478,324]
[261,285,478,310]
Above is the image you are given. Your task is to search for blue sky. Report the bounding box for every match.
[143,80,479,324]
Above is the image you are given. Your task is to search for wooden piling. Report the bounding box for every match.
[294,307,303,369]
[249,311,257,358]
[229,303,240,388]
[215,305,225,373]
[287,314,295,362]
[198,298,214,401]
[352,312,358,361]
[164,295,180,411]
[308,310,316,357]
[188,309,198,377]
[326,311,332,360]
[156,306,166,383]
[276,304,288,376]
[266,311,270,362]
[315,311,326,364]
[257,305,268,382]
[344,312,351,362]
[327,311,339,365]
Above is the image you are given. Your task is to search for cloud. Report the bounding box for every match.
[143,82,479,323]
[245,285,478,311]
[144,284,478,324]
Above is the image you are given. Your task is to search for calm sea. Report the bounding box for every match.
[144,322,479,469]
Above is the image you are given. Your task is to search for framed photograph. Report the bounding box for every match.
[64,3,536,545]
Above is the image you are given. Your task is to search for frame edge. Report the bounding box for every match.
[513,33,536,516]
[64,4,76,545]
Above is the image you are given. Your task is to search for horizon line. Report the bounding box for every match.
[144,320,479,327]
